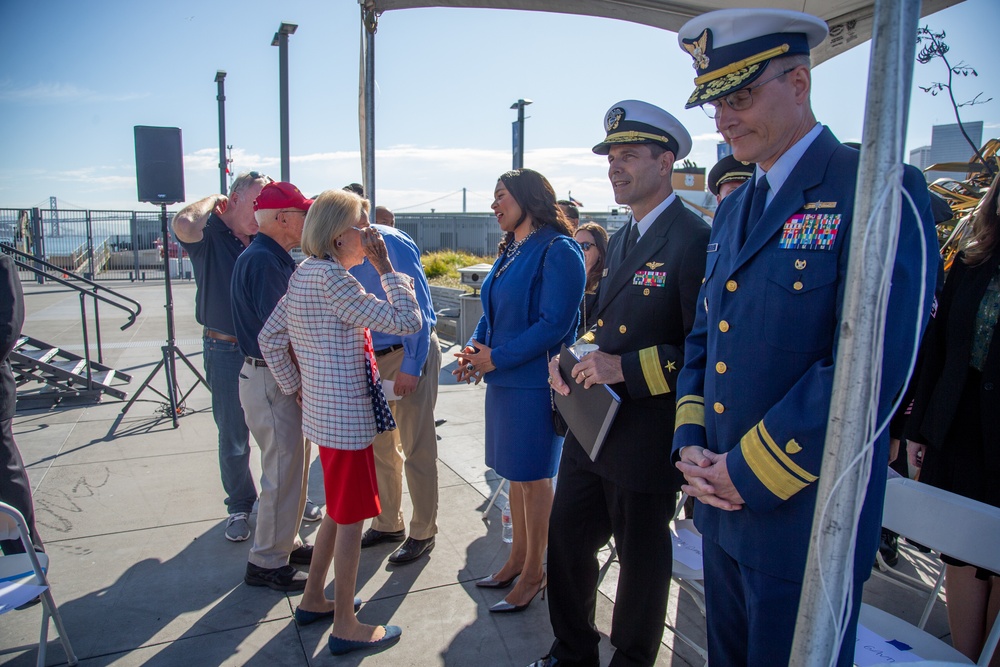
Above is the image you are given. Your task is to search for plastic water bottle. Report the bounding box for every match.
[501,505,513,543]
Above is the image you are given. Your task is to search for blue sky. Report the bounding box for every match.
[1,0,997,214]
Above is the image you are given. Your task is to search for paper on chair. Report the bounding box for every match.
[671,527,703,572]
[0,581,47,613]
[853,625,920,665]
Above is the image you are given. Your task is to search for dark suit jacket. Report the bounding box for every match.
[906,251,1000,468]
[564,196,710,494]
[1,254,25,420]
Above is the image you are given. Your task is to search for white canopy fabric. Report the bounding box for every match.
[361,0,959,65]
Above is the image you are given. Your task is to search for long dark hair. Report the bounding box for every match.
[576,222,609,292]
[495,169,575,255]
[963,171,1000,266]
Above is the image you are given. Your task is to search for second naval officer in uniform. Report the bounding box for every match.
[537,101,710,667]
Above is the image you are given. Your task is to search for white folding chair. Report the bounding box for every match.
[0,501,78,666]
[665,493,708,664]
[858,478,1000,666]
[481,476,509,519]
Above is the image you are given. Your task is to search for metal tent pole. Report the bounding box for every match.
[363,7,377,211]
[789,0,921,663]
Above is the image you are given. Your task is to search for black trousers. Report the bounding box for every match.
[546,450,675,667]
[0,416,43,555]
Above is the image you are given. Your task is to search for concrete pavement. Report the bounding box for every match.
[0,279,954,666]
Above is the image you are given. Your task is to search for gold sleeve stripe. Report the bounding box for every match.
[674,395,705,430]
[639,347,670,396]
[758,422,817,483]
[579,331,596,344]
[741,425,809,500]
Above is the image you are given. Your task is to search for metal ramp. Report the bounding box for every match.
[10,335,132,404]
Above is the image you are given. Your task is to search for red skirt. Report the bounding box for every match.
[319,445,381,525]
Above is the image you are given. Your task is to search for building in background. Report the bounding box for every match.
[923,121,984,183]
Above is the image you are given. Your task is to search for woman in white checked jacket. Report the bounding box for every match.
[259,189,420,655]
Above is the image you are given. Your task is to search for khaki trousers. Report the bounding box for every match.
[239,361,308,569]
[370,331,440,540]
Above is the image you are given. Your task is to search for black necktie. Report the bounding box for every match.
[624,222,640,257]
[742,175,770,246]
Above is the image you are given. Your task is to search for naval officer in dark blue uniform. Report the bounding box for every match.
[670,9,940,666]
[535,101,710,667]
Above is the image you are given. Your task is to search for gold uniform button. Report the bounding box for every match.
[714,402,725,414]
[726,280,738,292]
[619,325,627,334]
[643,288,650,296]
[719,320,730,333]
[597,319,604,327]
[793,281,804,291]
[716,361,727,374]
[701,277,706,284]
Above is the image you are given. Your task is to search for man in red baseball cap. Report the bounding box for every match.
[231,181,315,592]
[173,171,271,543]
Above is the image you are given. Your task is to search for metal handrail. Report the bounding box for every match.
[2,243,142,381]
[2,243,141,328]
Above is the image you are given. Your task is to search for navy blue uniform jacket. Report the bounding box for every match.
[672,127,939,582]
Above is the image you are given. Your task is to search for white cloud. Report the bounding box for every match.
[0,79,149,104]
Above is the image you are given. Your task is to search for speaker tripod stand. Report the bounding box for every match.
[120,203,207,429]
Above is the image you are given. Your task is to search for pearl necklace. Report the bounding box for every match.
[494,228,537,278]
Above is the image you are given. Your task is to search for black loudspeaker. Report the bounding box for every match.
[134,126,185,204]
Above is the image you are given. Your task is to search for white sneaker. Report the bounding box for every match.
[303,499,323,522]
[225,512,251,541]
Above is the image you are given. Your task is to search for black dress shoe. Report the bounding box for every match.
[245,563,308,591]
[360,528,406,549]
[388,536,435,564]
[289,544,313,565]
[878,529,899,568]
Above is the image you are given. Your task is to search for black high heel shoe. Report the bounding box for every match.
[475,572,519,589]
[488,576,547,613]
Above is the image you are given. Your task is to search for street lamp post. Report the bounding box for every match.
[272,22,298,182]
[214,70,227,195]
[510,98,532,170]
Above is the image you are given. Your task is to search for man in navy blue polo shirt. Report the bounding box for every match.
[231,181,312,591]
[173,171,270,542]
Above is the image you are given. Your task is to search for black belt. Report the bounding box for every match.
[374,343,404,357]
[244,357,267,368]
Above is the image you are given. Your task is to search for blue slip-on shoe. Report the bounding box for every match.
[328,624,402,655]
[294,597,363,626]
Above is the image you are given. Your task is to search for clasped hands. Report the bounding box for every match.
[675,446,745,511]
[453,343,495,384]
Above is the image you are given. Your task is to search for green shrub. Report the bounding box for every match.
[421,250,494,282]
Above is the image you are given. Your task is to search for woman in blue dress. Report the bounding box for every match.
[455,169,585,613]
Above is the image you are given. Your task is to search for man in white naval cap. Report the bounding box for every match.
[671,9,939,666]
[536,100,710,667]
